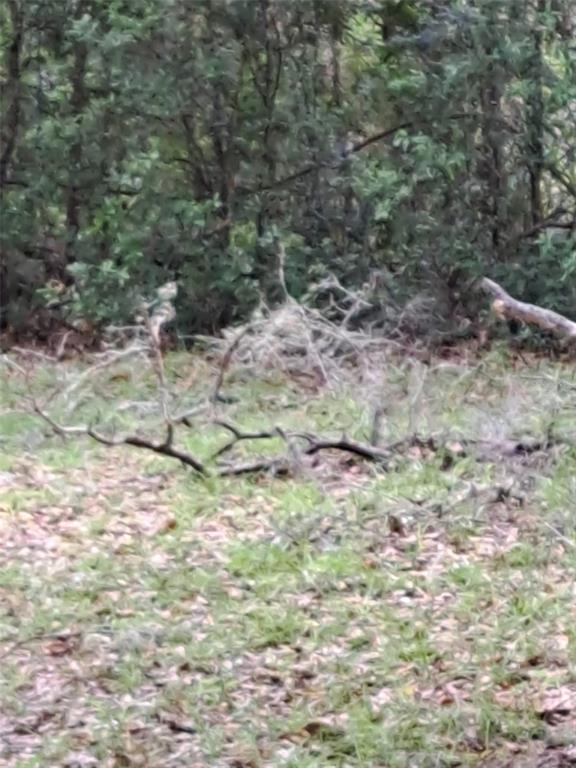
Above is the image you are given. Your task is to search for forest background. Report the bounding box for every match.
[1,0,575,343]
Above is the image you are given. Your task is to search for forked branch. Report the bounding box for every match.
[32,400,208,474]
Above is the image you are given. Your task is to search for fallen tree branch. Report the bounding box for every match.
[218,457,291,477]
[121,433,206,474]
[211,420,284,459]
[31,392,566,480]
[32,401,207,475]
[22,271,570,482]
[32,395,396,477]
[299,434,392,462]
[481,277,576,340]
[215,439,390,477]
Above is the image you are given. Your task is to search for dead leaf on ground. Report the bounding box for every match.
[154,711,197,734]
[280,713,349,743]
[42,633,82,657]
[537,687,576,724]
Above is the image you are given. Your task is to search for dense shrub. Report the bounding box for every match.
[1,0,574,338]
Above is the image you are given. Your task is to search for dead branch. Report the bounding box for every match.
[211,420,284,458]
[171,403,210,426]
[30,379,568,481]
[481,277,576,340]
[299,434,392,462]
[542,520,576,549]
[32,400,208,474]
[309,274,375,330]
[14,280,403,479]
[61,345,148,413]
[218,457,291,477]
[33,391,394,477]
[211,324,253,403]
[19,276,572,484]
[215,436,391,477]
[369,405,386,446]
[143,284,178,423]
[211,301,391,389]
[121,433,206,474]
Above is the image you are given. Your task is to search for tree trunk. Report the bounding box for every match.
[65,36,89,262]
[0,0,24,189]
[476,1,509,258]
[526,0,546,227]
[253,0,285,306]
[481,74,506,255]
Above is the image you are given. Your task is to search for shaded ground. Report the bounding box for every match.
[0,350,576,767]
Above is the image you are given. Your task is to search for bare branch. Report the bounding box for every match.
[238,112,476,196]
[300,435,392,463]
[369,405,386,446]
[481,277,576,340]
[211,420,283,459]
[210,419,395,472]
[32,400,207,475]
[121,433,206,474]
[211,321,262,403]
[217,456,291,477]
[61,345,147,413]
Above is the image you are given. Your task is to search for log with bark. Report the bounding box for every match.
[481,277,576,340]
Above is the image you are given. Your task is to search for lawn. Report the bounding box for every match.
[1,348,575,768]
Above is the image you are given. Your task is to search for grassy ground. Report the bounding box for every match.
[1,348,576,768]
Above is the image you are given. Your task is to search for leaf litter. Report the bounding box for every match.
[1,360,576,767]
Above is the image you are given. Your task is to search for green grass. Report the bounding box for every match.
[1,348,575,767]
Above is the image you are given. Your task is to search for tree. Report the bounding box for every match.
[1,0,574,340]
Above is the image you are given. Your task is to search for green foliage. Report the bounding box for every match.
[1,0,575,336]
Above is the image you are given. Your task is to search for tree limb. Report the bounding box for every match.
[481,277,576,340]
[300,435,392,462]
[211,325,253,403]
[0,0,24,188]
[32,401,207,475]
[238,112,476,196]
[211,420,283,459]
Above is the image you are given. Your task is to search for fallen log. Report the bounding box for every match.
[481,278,576,340]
